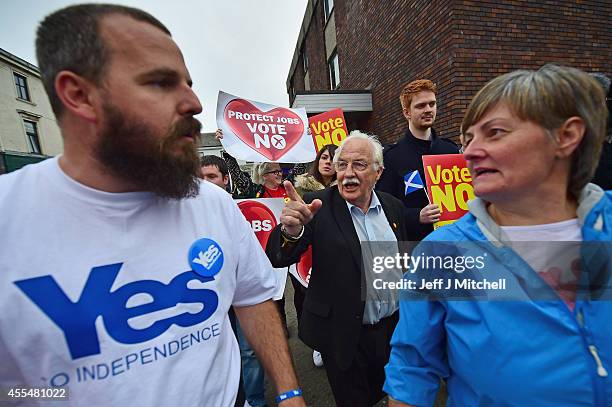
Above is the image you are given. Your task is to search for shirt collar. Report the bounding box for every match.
[346,190,382,215]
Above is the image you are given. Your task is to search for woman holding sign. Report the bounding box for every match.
[385,65,612,406]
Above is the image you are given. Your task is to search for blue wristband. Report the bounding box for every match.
[275,388,303,404]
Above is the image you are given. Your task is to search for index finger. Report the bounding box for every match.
[284,180,304,203]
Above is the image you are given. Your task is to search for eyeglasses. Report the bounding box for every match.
[334,160,369,172]
[264,170,283,176]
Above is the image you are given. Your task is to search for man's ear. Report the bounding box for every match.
[375,165,384,182]
[402,108,411,122]
[54,71,100,123]
[555,116,585,159]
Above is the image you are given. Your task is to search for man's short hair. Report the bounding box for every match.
[400,79,437,110]
[200,155,228,178]
[461,64,607,198]
[36,4,171,119]
[334,130,384,170]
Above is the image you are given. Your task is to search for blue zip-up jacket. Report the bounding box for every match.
[384,184,612,406]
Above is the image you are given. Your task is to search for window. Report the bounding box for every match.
[23,120,41,154]
[14,73,30,101]
[328,51,340,90]
[302,49,309,73]
[324,0,334,21]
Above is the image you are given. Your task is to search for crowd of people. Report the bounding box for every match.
[1,3,611,407]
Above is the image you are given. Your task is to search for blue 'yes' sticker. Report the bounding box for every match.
[189,238,224,277]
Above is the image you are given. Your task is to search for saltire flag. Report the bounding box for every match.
[404,170,424,196]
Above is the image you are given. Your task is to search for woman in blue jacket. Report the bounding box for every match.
[384,64,611,406]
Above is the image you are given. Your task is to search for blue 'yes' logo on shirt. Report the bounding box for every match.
[189,238,224,277]
[14,261,220,360]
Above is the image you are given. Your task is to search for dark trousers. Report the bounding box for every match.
[321,312,398,407]
[289,274,306,323]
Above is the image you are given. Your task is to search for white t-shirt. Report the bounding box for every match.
[502,219,582,309]
[0,157,277,406]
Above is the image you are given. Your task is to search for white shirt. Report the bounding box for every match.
[502,218,582,309]
[0,157,277,406]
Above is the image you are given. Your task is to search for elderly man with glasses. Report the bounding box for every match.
[266,131,410,407]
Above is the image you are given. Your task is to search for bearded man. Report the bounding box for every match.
[0,4,305,407]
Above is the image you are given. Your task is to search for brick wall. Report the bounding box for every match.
[291,0,329,96]
[304,1,330,89]
[290,0,611,145]
[452,0,612,140]
[335,0,456,143]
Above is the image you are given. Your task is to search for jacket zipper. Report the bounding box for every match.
[503,247,609,383]
[577,309,609,377]
[500,247,608,403]
[576,307,609,407]
[575,308,606,407]
[588,345,609,377]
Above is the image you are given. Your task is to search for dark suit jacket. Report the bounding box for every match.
[266,186,409,370]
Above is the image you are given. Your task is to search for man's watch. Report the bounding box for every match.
[280,225,304,242]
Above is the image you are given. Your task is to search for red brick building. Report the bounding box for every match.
[286,0,611,144]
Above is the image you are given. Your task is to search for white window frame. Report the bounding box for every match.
[328,51,340,90]
[324,0,334,21]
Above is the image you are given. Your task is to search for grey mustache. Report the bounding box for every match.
[342,177,360,186]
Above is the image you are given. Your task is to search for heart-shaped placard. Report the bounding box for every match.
[224,99,305,161]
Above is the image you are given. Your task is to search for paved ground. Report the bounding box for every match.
[264,281,447,407]
[264,281,340,407]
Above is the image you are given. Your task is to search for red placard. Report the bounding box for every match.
[295,246,312,287]
[308,108,348,152]
[422,154,475,229]
[237,200,278,249]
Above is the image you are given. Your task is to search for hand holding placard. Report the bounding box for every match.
[419,203,441,224]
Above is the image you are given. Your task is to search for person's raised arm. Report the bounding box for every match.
[216,129,256,196]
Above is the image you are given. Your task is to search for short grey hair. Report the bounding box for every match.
[252,162,281,184]
[334,130,384,170]
[461,64,606,199]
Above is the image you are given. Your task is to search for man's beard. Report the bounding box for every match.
[95,103,202,199]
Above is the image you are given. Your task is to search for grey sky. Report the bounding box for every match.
[0,0,307,132]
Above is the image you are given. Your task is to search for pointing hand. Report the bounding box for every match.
[279,181,322,236]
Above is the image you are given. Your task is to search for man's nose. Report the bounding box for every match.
[178,86,203,116]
